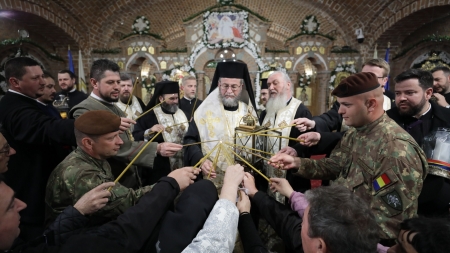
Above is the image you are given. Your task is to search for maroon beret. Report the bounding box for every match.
[331,72,380,98]
[75,110,121,135]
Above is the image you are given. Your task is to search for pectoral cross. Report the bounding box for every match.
[198,111,221,138]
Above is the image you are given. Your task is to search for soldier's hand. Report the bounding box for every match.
[433,93,450,107]
[298,132,321,147]
[268,153,299,170]
[242,172,258,198]
[270,178,294,198]
[237,191,251,214]
[200,159,216,178]
[278,146,297,156]
[291,118,316,132]
[220,164,245,202]
[120,118,136,131]
[150,124,165,133]
[157,142,183,157]
[168,167,200,191]
[73,182,115,215]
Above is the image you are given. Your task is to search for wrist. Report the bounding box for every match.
[239,211,250,216]
[295,157,301,168]
[73,204,85,215]
[157,143,161,154]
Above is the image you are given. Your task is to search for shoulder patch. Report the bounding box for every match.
[381,190,403,211]
[372,173,391,192]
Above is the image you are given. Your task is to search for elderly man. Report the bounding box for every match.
[70,59,182,188]
[269,72,427,244]
[184,61,258,189]
[55,69,87,110]
[386,69,450,217]
[260,71,312,200]
[430,66,450,107]
[133,81,189,184]
[0,57,76,241]
[179,75,202,121]
[115,73,145,123]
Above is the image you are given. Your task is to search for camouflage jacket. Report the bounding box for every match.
[294,114,428,239]
[45,147,153,225]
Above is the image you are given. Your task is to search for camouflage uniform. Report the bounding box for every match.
[45,147,152,225]
[294,114,428,239]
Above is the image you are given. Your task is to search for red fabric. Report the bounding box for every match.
[232,27,242,38]
[310,154,326,189]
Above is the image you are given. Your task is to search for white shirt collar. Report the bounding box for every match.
[90,93,114,105]
[36,99,47,106]
[8,89,35,100]
[184,96,192,101]
[69,86,77,93]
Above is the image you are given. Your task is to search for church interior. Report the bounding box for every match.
[1,0,450,115]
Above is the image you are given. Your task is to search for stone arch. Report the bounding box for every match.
[293,53,328,71]
[369,1,450,47]
[1,1,87,48]
[125,52,160,71]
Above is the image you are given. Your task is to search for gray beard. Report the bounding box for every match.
[161,102,179,113]
[218,91,242,107]
[265,94,287,117]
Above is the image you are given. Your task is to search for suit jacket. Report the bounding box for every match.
[0,91,76,227]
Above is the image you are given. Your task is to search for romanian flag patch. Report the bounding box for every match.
[373,173,391,191]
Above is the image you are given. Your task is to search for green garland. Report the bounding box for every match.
[142,76,156,92]
[160,48,188,53]
[393,35,450,60]
[120,32,162,41]
[330,47,359,54]
[265,48,289,53]
[183,3,269,23]
[0,39,64,62]
[91,48,122,54]
[286,32,334,42]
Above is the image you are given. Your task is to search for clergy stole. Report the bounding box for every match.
[115,96,143,130]
[262,97,302,203]
[195,97,257,189]
[154,107,189,170]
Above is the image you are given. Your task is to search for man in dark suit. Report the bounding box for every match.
[0,57,76,242]
[55,69,88,110]
[36,70,62,119]
[179,75,202,121]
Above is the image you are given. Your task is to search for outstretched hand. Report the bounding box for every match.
[74,182,115,215]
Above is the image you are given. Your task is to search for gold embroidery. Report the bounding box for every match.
[180,124,186,131]
[198,111,221,138]
[278,120,288,128]
[263,121,271,128]
[165,126,173,134]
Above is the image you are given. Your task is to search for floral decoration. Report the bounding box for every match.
[132,16,150,35]
[300,15,320,35]
[298,74,311,87]
[329,63,356,88]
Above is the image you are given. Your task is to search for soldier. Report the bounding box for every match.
[46,110,152,225]
[269,72,428,245]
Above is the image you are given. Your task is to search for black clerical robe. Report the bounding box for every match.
[179,97,202,121]
[55,89,88,110]
[387,101,450,217]
[133,108,180,185]
[0,91,76,240]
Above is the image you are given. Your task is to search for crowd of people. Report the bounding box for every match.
[0,56,449,253]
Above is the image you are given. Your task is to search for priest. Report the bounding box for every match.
[183,61,258,189]
[179,75,202,121]
[115,73,145,124]
[133,80,189,184]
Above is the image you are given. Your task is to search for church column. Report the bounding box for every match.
[316,70,331,114]
[196,71,205,99]
[288,71,300,97]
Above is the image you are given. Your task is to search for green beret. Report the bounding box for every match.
[75,110,121,135]
[332,72,380,98]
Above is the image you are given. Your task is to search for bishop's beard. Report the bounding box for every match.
[265,93,287,118]
[218,91,242,107]
[161,102,179,113]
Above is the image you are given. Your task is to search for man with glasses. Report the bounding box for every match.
[0,132,16,174]
[184,61,258,189]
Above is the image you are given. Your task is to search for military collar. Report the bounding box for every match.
[355,113,386,134]
[75,146,107,167]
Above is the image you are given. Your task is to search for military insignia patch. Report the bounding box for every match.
[373,173,391,192]
[278,120,288,128]
[381,190,403,211]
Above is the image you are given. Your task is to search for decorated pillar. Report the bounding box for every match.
[316,70,331,114]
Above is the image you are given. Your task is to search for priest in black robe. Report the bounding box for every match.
[179,75,203,121]
[0,57,76,242]
[55,69,88,110]
[133,81,188,185]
